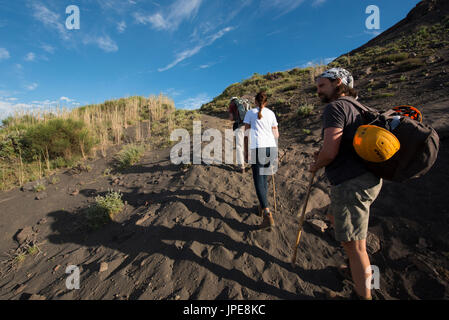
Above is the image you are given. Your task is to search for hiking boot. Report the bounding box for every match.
[259,209,275,230]
[349,290,372,300]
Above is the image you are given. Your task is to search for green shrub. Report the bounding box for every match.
[375,53,409,63]
[297,104,314,118]
[86,190,124,229]
[33,183,46,192]
[21,118,94,162]
[279,84,298,92]
[375,93,395,99]
[27,245,40,255]
[48,176,60,184]
[115,144,145,169]
[302,129,311,135]
[397,58,425,72]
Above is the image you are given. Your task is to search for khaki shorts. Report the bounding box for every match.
[329,172,383,243]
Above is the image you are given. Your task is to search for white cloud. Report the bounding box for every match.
[158,46,201,72]
[324,57,336,64]
[60,96,73,102]
[117,21,127,33]
[163,88,183,97]
[25,52,36,62]
[134,0,203,31]
[262,0,305,16]
[0,98,77,123]
[26,83,38,91]
[41,44,55,54]
[312,0,326,7]
[0,48,10,60]
[158,26,233,72]
[177,93,210,110]
[0,100,45,122]
[365,30,382,37]
[30,2,69,41]
[83,35,119,52]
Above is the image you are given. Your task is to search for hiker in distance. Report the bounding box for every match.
[228,97,250,173]
[309,68,383,300]
[244,91,279,230]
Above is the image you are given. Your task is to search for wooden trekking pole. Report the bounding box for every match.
[272,172,276,215]
[291,171,316,267]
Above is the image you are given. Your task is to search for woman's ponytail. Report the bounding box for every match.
[255,91,267,120]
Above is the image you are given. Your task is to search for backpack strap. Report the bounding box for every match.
[337,96,378,114]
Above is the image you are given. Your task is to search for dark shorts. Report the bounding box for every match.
[329,172,383,242]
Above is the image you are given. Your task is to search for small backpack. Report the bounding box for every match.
[233,98,251,125]
[339,96,440,182]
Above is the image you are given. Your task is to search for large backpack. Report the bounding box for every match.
[233,98,251,125]
[339,96,440,182]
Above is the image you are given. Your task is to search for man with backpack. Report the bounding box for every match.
[228,97,250,173]
[309,68,383,300]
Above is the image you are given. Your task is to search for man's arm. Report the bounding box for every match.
[310,127,343,172]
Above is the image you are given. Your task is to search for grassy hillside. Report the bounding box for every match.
[200,11,449,128]
[0,95,199,191]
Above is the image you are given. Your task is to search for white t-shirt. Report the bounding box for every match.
[243,107,278,150]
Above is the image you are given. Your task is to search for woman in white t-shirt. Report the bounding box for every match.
[243,91,279,230]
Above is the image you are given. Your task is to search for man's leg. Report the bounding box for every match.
[342,240,372,299]
[329,172,382,299]
[235,126,245,169]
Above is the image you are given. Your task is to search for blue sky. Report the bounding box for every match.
[0,0,421,122]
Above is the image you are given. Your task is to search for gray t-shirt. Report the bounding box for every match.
[322,98,368,185]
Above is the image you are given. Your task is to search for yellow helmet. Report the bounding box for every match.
[353,125,400,163]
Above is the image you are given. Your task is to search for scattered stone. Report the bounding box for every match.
[35,192,48,200]
[307,219,328,233]
[410,255,440,278]
[426,55,439,64]
[417,237,429,249]
[364,66,373,75]
[14,284,27,295]
[53,265,61,272]
[366,232,381,255]
[207,194,216,204]
[136,214,151,226]
[15,226,33,245]
[99,262,108,273]
[322,288,340,299]
[28,294,46,300]
[175,295,181,300]
[37,218,47,225]
[70,189,79,196]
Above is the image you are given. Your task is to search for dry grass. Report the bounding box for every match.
[0,94,196,191]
